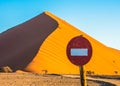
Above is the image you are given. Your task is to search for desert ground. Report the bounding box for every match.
[0,73,120,86]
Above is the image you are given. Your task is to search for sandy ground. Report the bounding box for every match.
[63,75,120,86]
[0,73,120,86]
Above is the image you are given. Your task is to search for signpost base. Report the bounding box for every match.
[80,66,87,86]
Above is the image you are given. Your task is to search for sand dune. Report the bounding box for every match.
[0,11,120,75]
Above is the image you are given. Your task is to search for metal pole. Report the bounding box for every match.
[80,66,87,86]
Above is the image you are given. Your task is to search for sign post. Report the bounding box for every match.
[80,66,86,86]
[66,35,92,86]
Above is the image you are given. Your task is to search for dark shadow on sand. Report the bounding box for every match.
[88,80,116,86]
[89,75,120,80]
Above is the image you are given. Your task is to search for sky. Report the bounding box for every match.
[0,0,120,50]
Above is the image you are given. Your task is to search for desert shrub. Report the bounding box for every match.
[114,71,118,74]
[86,71,94,75]
[0,66,13,73]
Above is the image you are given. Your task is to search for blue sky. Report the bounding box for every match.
[0,0,120,50]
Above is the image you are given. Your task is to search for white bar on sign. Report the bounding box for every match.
[71,48,88,56]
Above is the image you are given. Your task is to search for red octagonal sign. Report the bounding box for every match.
[66,35,92,66]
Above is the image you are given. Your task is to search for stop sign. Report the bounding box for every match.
[66,35,92,66]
